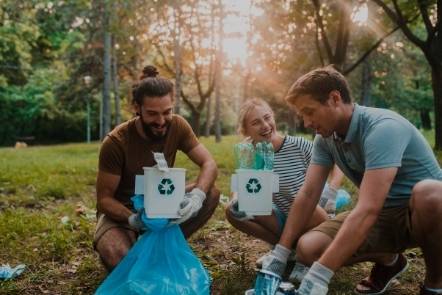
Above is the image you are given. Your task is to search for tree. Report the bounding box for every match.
[102,0,112,140]
[373,0,442,149]
[214,0,224,142]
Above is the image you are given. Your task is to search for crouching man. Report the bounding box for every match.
[94,65,219,272]
[259,66,442,295]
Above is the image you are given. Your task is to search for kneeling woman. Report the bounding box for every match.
[226,98,344,247]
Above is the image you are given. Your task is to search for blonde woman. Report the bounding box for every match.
[225,98,345,279]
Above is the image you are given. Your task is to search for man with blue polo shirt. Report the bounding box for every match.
[257,66,442,295]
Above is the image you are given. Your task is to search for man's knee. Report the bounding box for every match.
[296,231,331,265]
[97,240,130,270]
[95,228,135,270]
[411,180,442,212]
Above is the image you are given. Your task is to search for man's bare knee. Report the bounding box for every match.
[296,231,332,265]
[95,228,135,270]
[411,180,442,213]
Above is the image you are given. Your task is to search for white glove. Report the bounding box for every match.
[297,261,334,295]
[174,188,206,224]
[259,244,291,278]
[128,211,145,231]
[228,197,253,221]
[319,184,337,214]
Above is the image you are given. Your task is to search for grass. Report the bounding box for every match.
[0,134,440,294]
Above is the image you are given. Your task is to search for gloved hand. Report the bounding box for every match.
[259,244,291,278]
[319,184,337,214]
[297,261,334,295]
[228,197,253,221]
[174,188,206,224]
[128,210,146,231]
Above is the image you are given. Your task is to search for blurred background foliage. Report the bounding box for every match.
[0,0,439,147]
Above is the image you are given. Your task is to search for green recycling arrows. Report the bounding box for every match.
[246,178,262,193]
[157,178,175,195]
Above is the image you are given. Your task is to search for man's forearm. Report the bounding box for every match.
[279,191,318,249]
[97,196,133,223]
[194,160,217,193]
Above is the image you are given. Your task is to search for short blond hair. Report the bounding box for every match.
[237,98,273,136]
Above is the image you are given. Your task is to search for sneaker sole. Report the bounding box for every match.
[355,259,409,295]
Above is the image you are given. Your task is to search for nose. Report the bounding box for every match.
[156,115,166,126]
[303,117,312,129]
[261,120,271,130]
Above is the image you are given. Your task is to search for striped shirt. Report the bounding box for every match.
[273,135,313,215]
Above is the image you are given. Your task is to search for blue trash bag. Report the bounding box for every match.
[95,195,211,295]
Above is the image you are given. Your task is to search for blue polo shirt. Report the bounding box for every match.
[311,104,442,207]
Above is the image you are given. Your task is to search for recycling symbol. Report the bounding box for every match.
[246,178,262,193]
[158,178,175,195]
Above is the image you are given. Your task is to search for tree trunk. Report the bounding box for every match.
[431,63,442,150]
[204,8,216,138]
[112,41,120,126]
[173,4,182,115]
[360,57,372,106]
[420,110,432,130]
[192,112,201,137]
[332,0,351,71]
[102,1,112,139]
[204,95,212,137]
[214,1,224,143]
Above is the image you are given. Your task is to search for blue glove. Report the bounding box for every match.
[259,244,291,278]
[0,264,26,280]
[297,261,334,295]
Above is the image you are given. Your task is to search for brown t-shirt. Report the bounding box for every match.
[98,114,199,209]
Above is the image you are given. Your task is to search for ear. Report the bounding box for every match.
[328,90,342,106]
[134,103,141,115]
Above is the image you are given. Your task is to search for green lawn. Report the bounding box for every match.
[0,134,440,294]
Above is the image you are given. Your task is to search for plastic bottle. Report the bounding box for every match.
[277,282,296,295]
[254,271,281,295]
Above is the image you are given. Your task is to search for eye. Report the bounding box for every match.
[163,109,172,116]
[303,109,314,116]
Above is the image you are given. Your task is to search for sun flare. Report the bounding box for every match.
[221,0,263,65]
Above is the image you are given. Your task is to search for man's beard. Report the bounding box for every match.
[141,119,170,141]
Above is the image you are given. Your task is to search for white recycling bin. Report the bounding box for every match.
[143,167,186,218]
[231,169,279,215]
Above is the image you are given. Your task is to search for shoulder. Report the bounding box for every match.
[103,118,136,148]
[172,114,193,131]
[283,135,312,150]
[359,106,410,132]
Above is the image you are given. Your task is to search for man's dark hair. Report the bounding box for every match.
[285,65,352,104]
[131,65,174,106]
